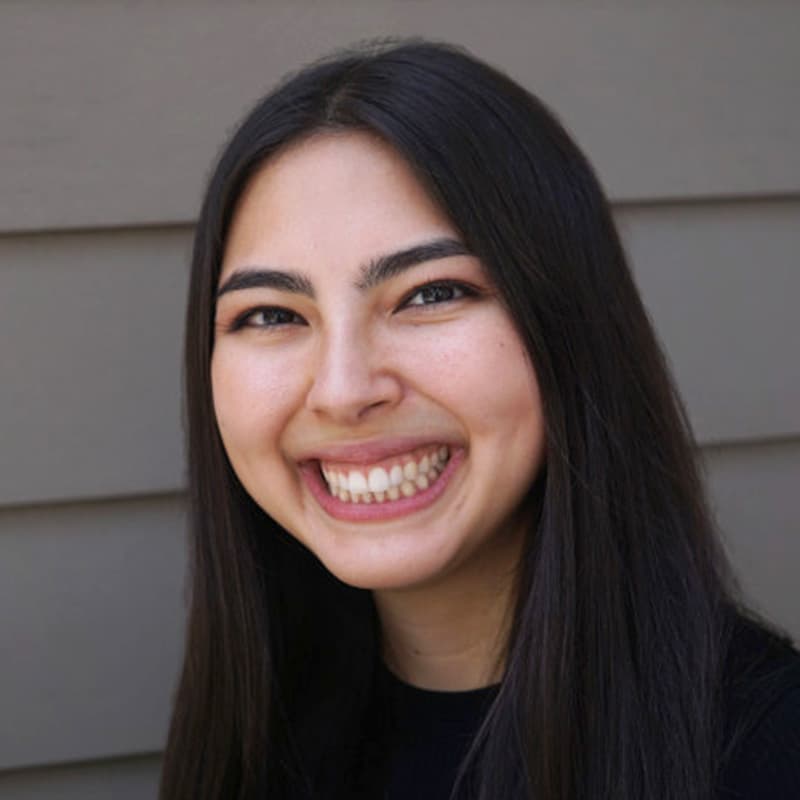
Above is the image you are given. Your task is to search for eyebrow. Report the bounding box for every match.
[216,268,314,298]
[215,237,471,299]
[356,237,471,290]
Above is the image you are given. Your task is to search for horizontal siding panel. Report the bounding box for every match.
[1,2,799,232]
[0,495,185,770]
[621,199,800,445]
[2,199,797,505]
[0,754,160,800]
[703,438,800,642]
[0,228,189,505]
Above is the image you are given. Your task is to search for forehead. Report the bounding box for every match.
[220,131,458,282]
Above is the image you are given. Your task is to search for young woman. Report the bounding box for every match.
[160,40,800,799]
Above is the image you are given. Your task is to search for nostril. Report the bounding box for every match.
[359,398,392,418]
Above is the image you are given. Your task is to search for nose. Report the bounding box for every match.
[305,326,403,425]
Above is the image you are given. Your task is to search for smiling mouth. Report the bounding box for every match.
[300,442,463,522]
[319,443,451,504]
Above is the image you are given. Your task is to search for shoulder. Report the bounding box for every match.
[718,615,800,799]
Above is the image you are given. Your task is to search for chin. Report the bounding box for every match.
[315,545,454,592]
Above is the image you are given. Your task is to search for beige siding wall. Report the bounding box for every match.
[2,2,798,795]
[0,755,161,800]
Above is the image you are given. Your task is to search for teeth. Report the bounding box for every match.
[368,467,389,493]
[400,480,416,497]
[348,472,368,494]
[320,445,451,504]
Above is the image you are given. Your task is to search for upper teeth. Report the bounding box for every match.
[320,445,450,502]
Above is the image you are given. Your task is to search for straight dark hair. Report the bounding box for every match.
[161,39,739,799]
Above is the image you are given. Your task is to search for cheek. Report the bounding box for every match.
[210,346,306,445]
[397,317,540,430]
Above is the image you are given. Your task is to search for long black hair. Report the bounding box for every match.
[161,39,738,799]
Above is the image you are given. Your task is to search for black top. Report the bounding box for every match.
[382,675,498,799]
[379,619,800,799]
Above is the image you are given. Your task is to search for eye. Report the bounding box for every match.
[230,306,305,331]
[400,280,476,309]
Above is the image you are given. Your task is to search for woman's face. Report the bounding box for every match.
[211,131,545,590]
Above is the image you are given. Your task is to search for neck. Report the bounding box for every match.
[373,526,523,691]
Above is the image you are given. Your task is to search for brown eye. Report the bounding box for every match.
[401,281,474,308]
[232,306,305,330]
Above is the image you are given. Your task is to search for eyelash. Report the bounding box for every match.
[227,280,478,331]
[229,306,304,331]
[399,280,478,308]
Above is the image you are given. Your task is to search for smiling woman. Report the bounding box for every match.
[212,132,543,595]
[161,40,800,800]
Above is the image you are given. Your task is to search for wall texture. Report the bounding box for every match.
[1,2,798,795]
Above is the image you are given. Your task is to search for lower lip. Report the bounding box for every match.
[300,447,465,522]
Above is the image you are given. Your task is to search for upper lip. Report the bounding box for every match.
[295,435,460,465]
